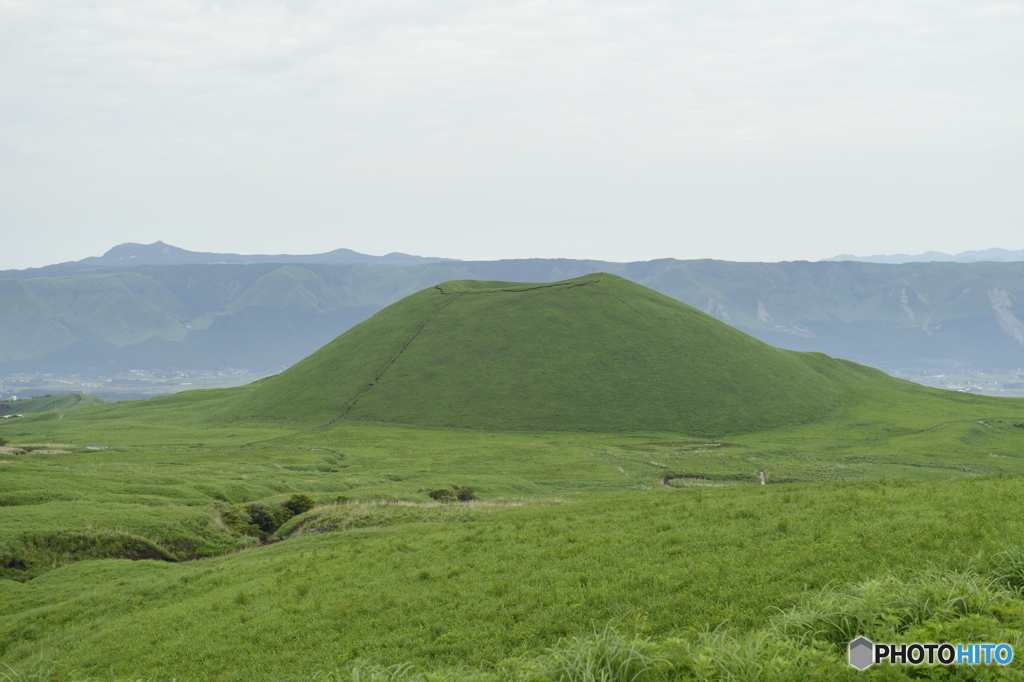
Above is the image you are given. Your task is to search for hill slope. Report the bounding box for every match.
[222,274,895,435]
[0,392,103,417]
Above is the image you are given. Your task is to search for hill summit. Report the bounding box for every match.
[223,273,884,435]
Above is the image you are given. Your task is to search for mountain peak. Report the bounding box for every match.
[58,242,458,270]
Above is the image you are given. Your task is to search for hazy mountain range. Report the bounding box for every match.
[2,242,1023,376]
[827,248,1024,264]
[0,241,453,279]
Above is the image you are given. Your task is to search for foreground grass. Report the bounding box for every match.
[4,552,1024,680]
[311,554,1024,680]
[3,475,1024,679]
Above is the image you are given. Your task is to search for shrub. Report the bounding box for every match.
[426,486,478,502]
[453,485,478,502]
[219,499,306,539]
[218,505,260,537]
[244,502,279,535]
[274,506,295,527]
[283,493,316,516]
[427,488,457,503]
[0,437,7,447]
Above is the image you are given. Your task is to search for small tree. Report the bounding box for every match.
[282,493,316,516]
[274,506,294,527]
[218,505,260,537]
[427,488,457,502]
[245,502,279,535]
[453,485,478,502]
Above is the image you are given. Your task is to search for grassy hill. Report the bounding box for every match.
[221,273,918,436]
[0,392,103,418]
[0,274,188,362]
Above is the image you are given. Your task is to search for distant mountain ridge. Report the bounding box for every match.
[827,248,1024,264]
[2,243,1024,376]
[1,241,455,278]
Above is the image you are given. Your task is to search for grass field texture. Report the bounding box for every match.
[3,276,1024,679]
[2,388,1024,678]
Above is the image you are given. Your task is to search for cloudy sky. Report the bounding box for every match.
[1,0,1022,269]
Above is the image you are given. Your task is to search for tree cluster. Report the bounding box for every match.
[219,493,316,539]
[425,485,478,502]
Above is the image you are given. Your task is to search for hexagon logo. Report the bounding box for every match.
[849,637,874,670]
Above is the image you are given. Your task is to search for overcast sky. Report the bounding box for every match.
[1,0,1022,269]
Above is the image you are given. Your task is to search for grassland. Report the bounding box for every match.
[3,276,1024,679]
[2,380,1024,679]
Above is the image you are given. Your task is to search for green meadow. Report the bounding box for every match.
[0,393,104,419]
[3,275,1024,680]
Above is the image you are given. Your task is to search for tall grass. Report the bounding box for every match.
[0,663,80,682]
[307,560,1024,681]
[988,546,1024,595]
[527,625,664,682]
[772,569,1011,646]
[14,556,1021,681]
[312,662,498,682]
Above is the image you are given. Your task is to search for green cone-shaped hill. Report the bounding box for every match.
[223,273,891,435]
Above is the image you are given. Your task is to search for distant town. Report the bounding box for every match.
[0,367,281,403]
[889,368,1024,398]
[3,365,1023,404]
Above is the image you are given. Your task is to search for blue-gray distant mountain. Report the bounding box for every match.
[2,245,1023,376]
[0,241,455,279]
[827,248,1024,264]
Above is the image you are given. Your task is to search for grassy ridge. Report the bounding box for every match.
[0,274,188,362]
[223,274,917,435]
[0,393,103,417]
